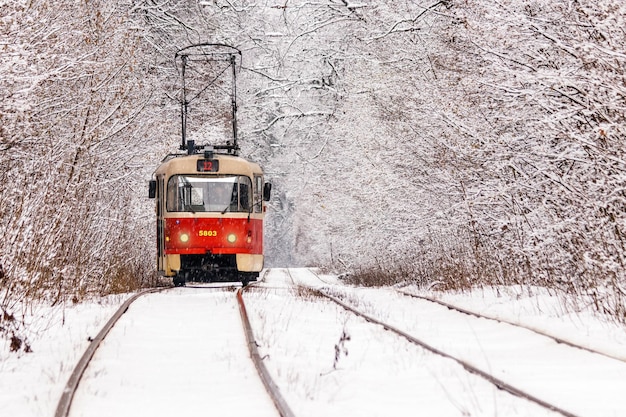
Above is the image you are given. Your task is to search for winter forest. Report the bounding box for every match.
[2,0,626,348]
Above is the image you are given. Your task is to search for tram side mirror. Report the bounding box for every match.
[148,180,157,199]
[263,182,272,201]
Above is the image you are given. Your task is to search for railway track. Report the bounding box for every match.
[54,284,292,417]
[284,268,626,417]
[396,289,626,364]
[292,268,626,364]
[53,269,626,416]
[314,289,578,417]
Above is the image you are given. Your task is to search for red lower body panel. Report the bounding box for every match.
[164,217,263,255]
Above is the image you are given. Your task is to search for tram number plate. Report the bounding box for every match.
[197,159,219,172]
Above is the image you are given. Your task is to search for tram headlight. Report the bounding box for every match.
[180,233,189,243]
[227,233,237,243]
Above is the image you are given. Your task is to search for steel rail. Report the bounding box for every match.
[315,288,581,417]
[398,289,626,364]
[301,267,626,364]
[54,287,166,417]
[236,287,296,417]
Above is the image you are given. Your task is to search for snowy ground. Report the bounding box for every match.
[0,296,124,417]
[69,288,278,417]
[2,268,626,416]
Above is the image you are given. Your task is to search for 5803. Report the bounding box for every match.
[198,230,217,237]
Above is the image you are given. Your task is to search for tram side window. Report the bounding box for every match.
[166,177,180,212]
[226,176,252,213]
[253,175,263,213]
[238,176,252,212]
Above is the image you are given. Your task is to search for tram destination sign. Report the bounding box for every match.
[196,159,220,172]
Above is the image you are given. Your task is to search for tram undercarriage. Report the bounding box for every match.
[172,254,259,286]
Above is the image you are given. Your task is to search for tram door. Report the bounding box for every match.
[156,176,165,273]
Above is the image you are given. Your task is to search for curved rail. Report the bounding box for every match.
[298,268,625,365]
[56,283,292,417]
[315,288,580,417]
[398,289,626,364]
[237,287,295,417]
[54,288,165,417]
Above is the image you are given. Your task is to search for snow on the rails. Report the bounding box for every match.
[433,286,626,362]
[2,269,626,417]
[69,288,278,417]
[320,285,626,417]
[244,285,559,417]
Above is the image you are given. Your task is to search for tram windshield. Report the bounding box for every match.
[166,175,252,213]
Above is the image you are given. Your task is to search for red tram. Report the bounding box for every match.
[149,142,270,286]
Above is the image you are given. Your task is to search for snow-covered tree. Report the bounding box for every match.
[3,0,626,348]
